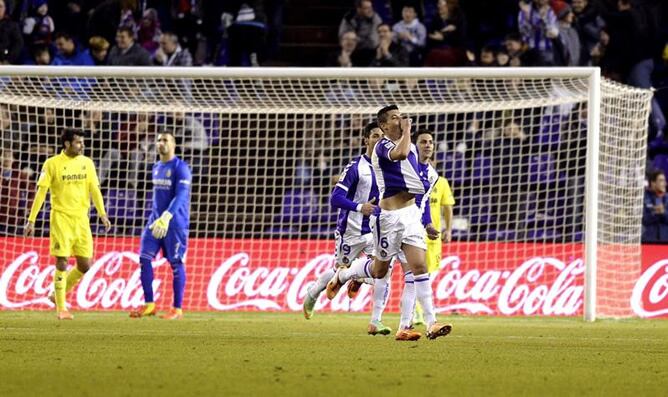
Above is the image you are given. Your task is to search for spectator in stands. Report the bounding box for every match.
[138,7,161,55]
[392,4,426,66]
[504,32,540,66]
[470,45,497,67]
[327,30,366,67]
[88,36,110,65]
[425,0,467,67]
[339,0,382,62]
[496,49,510,66]
[517,0,558,65]
[88,0,138,45]
[28,44,51,65]
[552,1,581,67]
[22,107,57,174]
[22,0,54,48]
[0,149,29,235]
[0,0,23,64]
[107,26,151,66]
[642,170,668,242]
[226,1,267,66]
[571,0,605,66]
[52,31,94,65]
[154,31,192,66]
[370,23,408,67]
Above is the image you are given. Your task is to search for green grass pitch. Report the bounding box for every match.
[1,312,667,396]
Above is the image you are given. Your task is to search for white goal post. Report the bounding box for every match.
[0,66,653,320]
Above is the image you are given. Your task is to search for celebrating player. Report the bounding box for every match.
[304,121,396,335]
[327,105,452,341]
[130,131,192,320]
[25,128,112,320]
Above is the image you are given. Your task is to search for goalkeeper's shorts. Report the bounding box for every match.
[425,240,442,274]
[49,211,93,258]
[139,224,188,264]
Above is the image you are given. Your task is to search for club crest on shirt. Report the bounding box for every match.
[166,170,171,177]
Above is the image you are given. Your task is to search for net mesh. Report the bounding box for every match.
[0,69,652,317]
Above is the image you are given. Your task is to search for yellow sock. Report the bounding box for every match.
[173,308,183,315]
[65,268,84,293]
[54,270,67,311]
[143,302,155,315]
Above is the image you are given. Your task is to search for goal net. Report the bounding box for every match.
[0,67,652,319]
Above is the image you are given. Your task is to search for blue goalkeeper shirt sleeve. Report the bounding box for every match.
[167,160,192,218]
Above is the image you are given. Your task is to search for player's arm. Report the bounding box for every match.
[25,161,51,237]
[389,117,412,160]
[88,160,112,231]
[151,163,192,239]
[440,178,455,242]
[330,161,377,216]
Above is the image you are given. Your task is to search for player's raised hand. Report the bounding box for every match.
[24,221,35,238]
[360,197,378,216]
[400,117,412,134]
[425,223,439,240]
[100,215,112,232]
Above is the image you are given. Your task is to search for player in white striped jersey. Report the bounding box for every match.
[303,122,393,335]
[327,105,452,341]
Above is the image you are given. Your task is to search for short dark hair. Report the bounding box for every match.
[377,23,391,31]
[505,32,523,44]
[413,128,434,143]
[61,128,84,148]
[377,105,398,125]
[117,26,134,37]
[158,129,176,139]
[54,31,73,42]
[363,121,379,139]
[649,169,665,184]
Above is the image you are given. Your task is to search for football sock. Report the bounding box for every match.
[54,269,67,311]
[65,268,84,293]
[414,273,436,327]
[139,257,154,303]
[307,267,335,300]
[399,271,415,329]
[370,274,390,323]
[339,258,372,284]
[172,261,186,309]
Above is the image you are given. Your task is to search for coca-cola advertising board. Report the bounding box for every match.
[0,238,665,317]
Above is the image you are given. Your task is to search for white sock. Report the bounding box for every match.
[370,269,392,323]
[307,267,335,299]
[338,258,372,284]
[399,271,415,329]
[414,273,436,327]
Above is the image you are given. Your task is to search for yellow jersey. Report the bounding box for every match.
[428,177,455,239]
[35,151,103,217]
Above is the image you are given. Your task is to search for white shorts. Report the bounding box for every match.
[373,205,426,262]
[334,230,374,266]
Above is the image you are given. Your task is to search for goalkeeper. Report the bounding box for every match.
[130,131,192,320]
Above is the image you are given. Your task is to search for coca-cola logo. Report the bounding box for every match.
[206,252,373,311]
[431,256,585,315]
[0,250,166,309]
[631,259,668,317]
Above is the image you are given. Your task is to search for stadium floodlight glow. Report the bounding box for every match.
[0,66,652,320]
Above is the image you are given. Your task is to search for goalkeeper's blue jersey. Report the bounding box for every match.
[149,156,192,229]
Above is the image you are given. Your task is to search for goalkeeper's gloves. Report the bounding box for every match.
[149,211,173,239]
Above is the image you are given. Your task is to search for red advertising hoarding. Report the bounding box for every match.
[0,237,665,317]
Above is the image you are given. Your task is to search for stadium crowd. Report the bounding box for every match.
[0,0,667,242]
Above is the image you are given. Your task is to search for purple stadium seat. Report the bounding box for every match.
[528,153,562,184]
[266,188,318,238]
[652,154,668,175]
[437,151,467,185]
[471,154,493,183]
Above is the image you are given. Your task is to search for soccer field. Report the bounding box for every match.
[0,312,666,397]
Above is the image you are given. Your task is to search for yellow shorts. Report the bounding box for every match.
[49,211,93,258]
[426,240,442,274]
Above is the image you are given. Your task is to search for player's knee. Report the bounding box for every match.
[76,262,90,273]
[412,262,428,275]
[370,265,388,279]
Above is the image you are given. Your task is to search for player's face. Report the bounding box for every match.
[381,109,402,136]
[156,134,175,156]
[652,174,666,193]
[366,128,383,152]
[66,135,85,156]
[416,133,434,161]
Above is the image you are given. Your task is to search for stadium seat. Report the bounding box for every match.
[92,188,138,234]
[266,188,318,238]
[528,153,564,184]
[471,154,493,184]
[652,154,668,175]
[437,151,467,185]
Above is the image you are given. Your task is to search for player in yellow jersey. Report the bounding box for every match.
[413,130,455,325]
[25,128,112,320]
